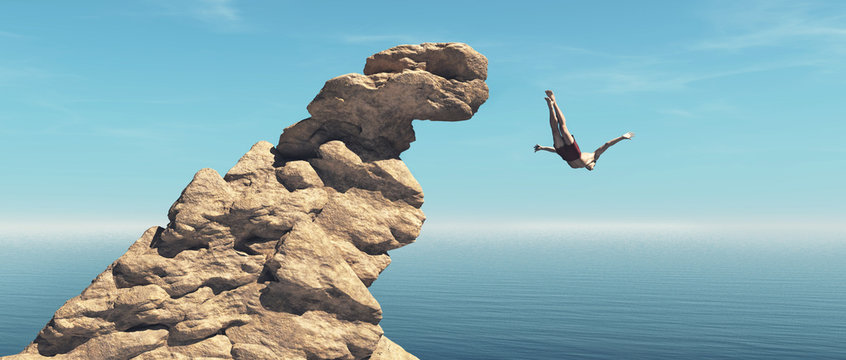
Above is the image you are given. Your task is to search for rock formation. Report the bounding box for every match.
[2,42,488,360]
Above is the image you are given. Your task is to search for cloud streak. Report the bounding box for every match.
[560,60,817,93]
[0,65,82,86]
[693,1,846,51]
[152,0,247,32]
[339,34,423,44]
[193,0,241,27]
[695,19,846,51]
[0,30,24,38]
[546,2,844,94]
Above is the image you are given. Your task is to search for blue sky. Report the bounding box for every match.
[1,1,844,233]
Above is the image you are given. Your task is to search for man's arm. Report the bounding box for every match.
[593,132,634,160]
[534,144,556,153]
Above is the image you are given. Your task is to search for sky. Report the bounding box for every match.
[1,0,845,234]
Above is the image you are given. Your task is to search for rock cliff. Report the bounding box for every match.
[3,43,488,360]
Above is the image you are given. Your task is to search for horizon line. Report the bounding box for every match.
[0,218,843,237]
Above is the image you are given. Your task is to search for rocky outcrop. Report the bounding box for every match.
[2,42,487,360]
[277,42,488,161]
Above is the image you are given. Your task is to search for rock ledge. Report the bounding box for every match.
[3,42,488,360]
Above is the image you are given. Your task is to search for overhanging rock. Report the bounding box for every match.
[3,42,488,360]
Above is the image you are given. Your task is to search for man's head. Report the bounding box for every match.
[580,152,596,171]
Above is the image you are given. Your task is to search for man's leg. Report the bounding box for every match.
[546,97,565,148]
[546,90,575,145]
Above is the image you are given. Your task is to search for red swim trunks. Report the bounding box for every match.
[555,139,581,161]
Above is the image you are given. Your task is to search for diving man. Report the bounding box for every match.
[534,90,633,171]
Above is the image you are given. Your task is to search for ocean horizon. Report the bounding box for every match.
[1,224,844,359]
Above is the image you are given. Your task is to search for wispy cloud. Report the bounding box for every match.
[28,99,84,129]
[547,2,843,94]
[693,1,846,51]
[0,65,81,86]
[0,30,25,39]
[560,60,817,93]
[193,0,241,27]
[152,0,247,32]
[696,24,846,51]
[656,102,738,120]
[0,66,47,84]
[658,108,694,118]
[96,127,163,141]
[546,43,664,62]
[67,96,208,106]
[340,34,422,44]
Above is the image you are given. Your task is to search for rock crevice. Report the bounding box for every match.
[3,42,488,360]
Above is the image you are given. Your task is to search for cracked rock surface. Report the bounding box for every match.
[3,42,487,360]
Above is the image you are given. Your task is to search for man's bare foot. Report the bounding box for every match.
[545,90,556,102]
[545,97,553,105]
[533,144,541,152]
[622,132,635,139]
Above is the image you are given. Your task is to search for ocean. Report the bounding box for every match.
[1,226,844,359]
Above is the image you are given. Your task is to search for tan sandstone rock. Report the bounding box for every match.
[3,42,488,360]
[371,336,421,360]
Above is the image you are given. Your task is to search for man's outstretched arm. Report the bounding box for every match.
[534,144,556,153]
[593,132,634,160]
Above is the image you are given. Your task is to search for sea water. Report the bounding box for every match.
[1,226,844,359]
